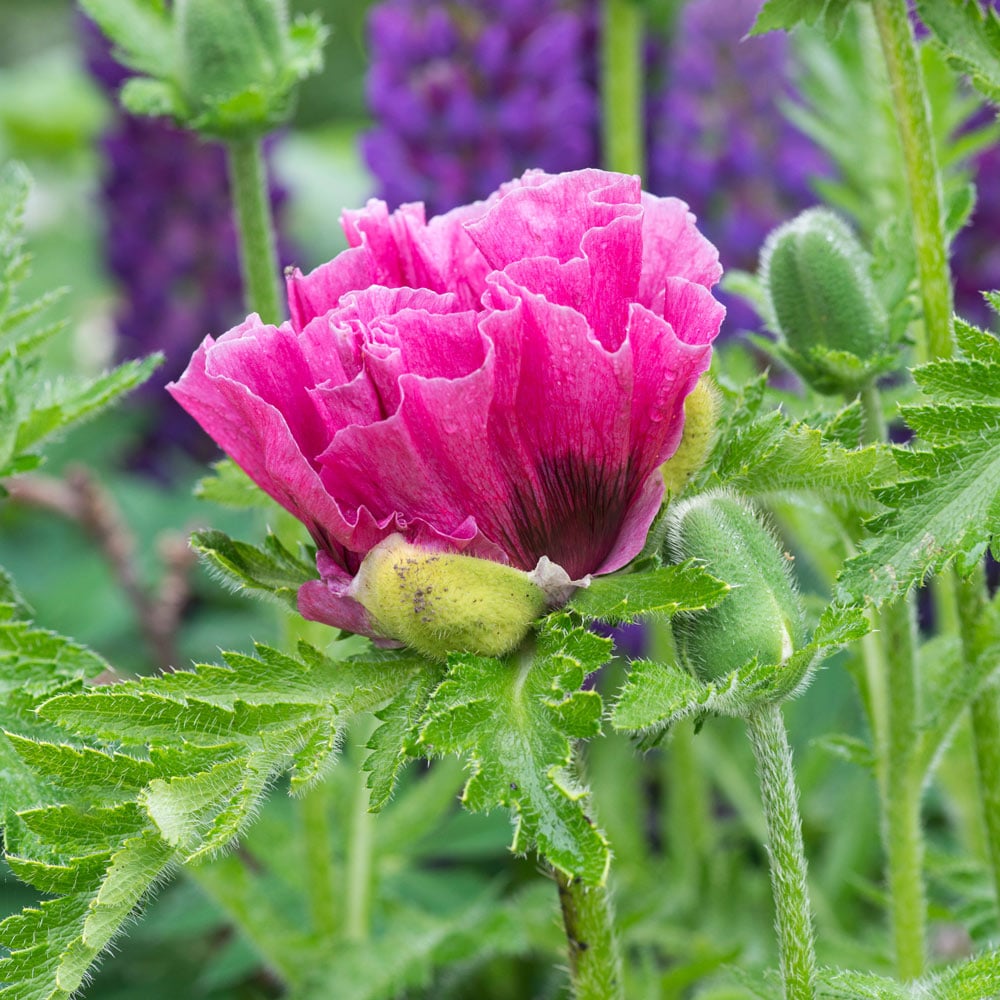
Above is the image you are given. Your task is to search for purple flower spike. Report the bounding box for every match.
[361,0,598,217]
[169,169,725,641]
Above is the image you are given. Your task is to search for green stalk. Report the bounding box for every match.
[745,702,818,1000]
[870,0,953,362]
[600,0,645,176]
[555,871,625,1000]
[226,137,282,324]
[858,376,926,978]
[956,566,1000,907]
[881,597,926,980]
[345,715,376,943]
[300,780,340,941]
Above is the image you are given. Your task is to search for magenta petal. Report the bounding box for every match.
[637,193,723,302]
[171,168,727,644]
[465,168,642,271]
[298,552,376,635]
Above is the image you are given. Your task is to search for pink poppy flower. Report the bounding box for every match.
[168,168,724,640]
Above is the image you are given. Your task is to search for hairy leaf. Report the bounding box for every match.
[417,616,612,883]
[568,561,728,625]
[0,831,174,1000]
[917,0,1000,106]
[190,529,317,611]
[751,0,855,35]
[838,319,1000,603]
[613,604,867,734]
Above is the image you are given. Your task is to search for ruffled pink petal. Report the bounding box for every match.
[637,193,722,303]
[464,169,642,272]
[287,198,495,331]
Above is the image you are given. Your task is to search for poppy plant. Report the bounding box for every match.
[169,168,724,646]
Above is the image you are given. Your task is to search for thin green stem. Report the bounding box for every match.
[600,0,645,176]
[345,715,376,943]
[745,702,817,1000]
[555,871,624,1000]
[299,779,340,941]
[956,566,1000,907]
[870,0,953,362]
[859,382,886,446]
[226,137,282,324]
[971,685,1000,904]
[881,597,926,980]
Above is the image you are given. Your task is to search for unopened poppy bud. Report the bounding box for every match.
[760,208,888,395]
[350,536,547,660]
[661,376,719,496]
[664,492,805,680]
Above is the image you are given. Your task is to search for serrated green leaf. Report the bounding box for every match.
[916,0,1000,105]
[838,318,1000,603]
[613,604,868,733]
[300,885,556,1000]
[193,458,277,510]
[927,946,1000,998]
[365,667,446,810]
[417,618,611,883]
[190,528,317,610]
[78,0,176,80]
[0,830,173,1000]
[751,0,855,35]
[568,562,728,625]
[14,355,163,455]
[816,967,909,999]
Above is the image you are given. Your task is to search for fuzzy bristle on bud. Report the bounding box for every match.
[664,492,805,680]
[661,376,719,496]
[350,535,547,660]
[760,207,888,394]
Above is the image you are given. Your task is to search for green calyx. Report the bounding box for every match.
[665,492,805,681]
[81,0,328,139]
[352,536,548,661]
[760,207,893,395]
[661,376,720,497]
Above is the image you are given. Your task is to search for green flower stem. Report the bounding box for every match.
[859,382,887,446]
[857,377,927,979]
[299,779,340,941]
[956,566,1000,907]
[555,870,624,1000]
[881,597,926,980]
[226,137,282,324]
[601,0,645,176]
[870,0,953,362]
[745,702,818,1000]
[971,686,1000,903]
[345,715,376,943]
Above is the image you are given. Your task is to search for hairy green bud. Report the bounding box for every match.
[665,492,805,680]
[760,207,889,395]
[352,536,548,660]
[85,0,328,138]
[661,376,719,497]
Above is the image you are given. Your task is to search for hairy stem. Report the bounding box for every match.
[956,566,1000,907]
[555,871,624,1000]
[601,0,644,176]
[745,702,817,1000]
[881,597,926,980]
[870,0,953,362]
[300,779,340,941]
[345,716,376,943]
[226,137,281,324]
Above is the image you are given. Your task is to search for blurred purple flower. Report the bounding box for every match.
[361,0,827,334]
[81,15,292,470]
[644,0,829,330]
[362,0,598,218]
